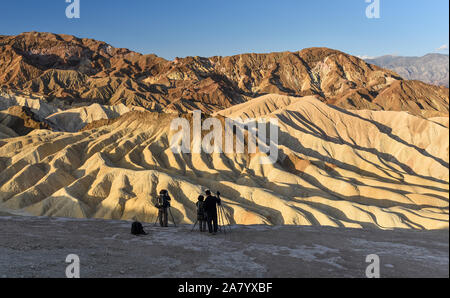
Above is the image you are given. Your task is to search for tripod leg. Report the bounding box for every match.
[191,220,198,232]
[217,210,222,233]
[218,206,226,235]
[153,209,160,226]
[220,205,231,233]
[222,207,229,233]
[168,207,177,227]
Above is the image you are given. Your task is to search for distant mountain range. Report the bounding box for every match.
[0,32,448,117]
[365,54,449,87]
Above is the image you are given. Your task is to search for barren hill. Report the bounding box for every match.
[1,32,448,116]
[0,33,448,231]
[0,96,447,229]
[0,90,136,133]
[0,105,51,135]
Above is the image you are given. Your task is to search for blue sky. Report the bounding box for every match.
[0,0,448,60]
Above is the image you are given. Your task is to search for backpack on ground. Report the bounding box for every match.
[131,221,147,235]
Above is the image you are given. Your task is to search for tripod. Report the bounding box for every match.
[191,207,230,233]
[153,206,177,227]
[191,219,201,232]
[190,192,232,233]
[191,220,198,232]
[217,204,232,234]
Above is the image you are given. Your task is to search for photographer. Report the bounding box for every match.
[203,190,221,235]
[156,189,171,227]
[196,195,207,232]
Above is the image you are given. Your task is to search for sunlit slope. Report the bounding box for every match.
[0,96,448,229]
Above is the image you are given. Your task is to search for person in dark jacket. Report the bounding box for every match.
[156,189,171,227]
[203,190,221,234]
[196,195,207,232]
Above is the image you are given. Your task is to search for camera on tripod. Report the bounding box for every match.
[153,189,176,227]
[155,190,171,208]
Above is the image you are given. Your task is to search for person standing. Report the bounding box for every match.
[196,195,207,232]
[157,189,171,227]
[203,190,221,235]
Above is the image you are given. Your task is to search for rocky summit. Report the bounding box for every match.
[1,32,448,116]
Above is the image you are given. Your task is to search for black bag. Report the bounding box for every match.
[131,221,146,235]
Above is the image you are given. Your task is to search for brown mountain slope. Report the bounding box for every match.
[0,32,448,115]
[373,80,449,117]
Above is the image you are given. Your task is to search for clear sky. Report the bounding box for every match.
[0,0,448,60]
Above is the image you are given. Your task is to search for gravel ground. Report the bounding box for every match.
[0,214,448,278]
